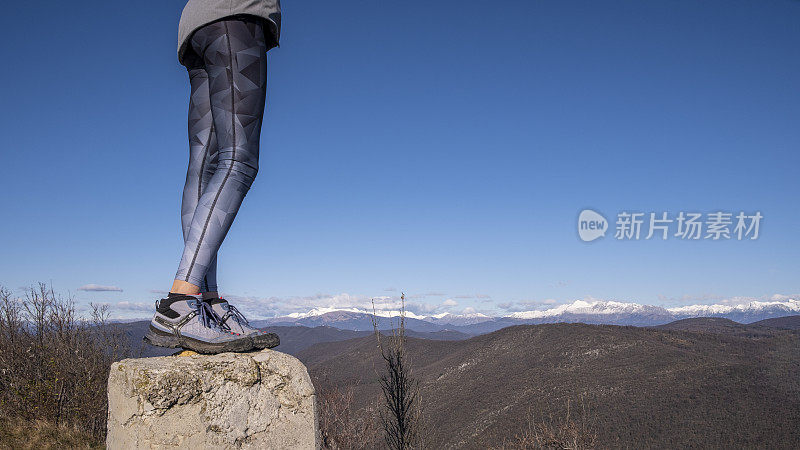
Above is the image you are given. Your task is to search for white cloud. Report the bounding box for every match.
[216,292,404,320]
[78,284,122,292]
[770,294,800,301]
[453,294,492,300]
[658,293,723,303]
[89,301,153,317]
[407,301,440,314]
[207,290,482,320]
[114,301,153,312]
[498,299,545,312]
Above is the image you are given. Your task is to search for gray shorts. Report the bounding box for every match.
[178,0,281,68]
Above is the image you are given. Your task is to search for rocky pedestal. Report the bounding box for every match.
[107,349,319,449]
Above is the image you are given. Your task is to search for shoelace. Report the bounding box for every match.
[218,300,269,335]
[222,301,250,327]
[192,300,231,332]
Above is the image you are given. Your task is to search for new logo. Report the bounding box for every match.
[578,209,607,242]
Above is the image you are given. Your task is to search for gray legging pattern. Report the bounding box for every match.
[176,16,268,290]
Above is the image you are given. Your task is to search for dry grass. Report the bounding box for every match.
[0,417,103,450]
[0,283,130,444]
[317,381,381,450]
[490,398,598,450]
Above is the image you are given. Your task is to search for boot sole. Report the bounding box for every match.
[143,324,255,354]
[252,332,280,350]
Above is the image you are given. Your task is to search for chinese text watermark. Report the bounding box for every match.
[578,210,762,242]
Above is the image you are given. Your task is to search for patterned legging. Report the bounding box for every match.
[175,16,268,291]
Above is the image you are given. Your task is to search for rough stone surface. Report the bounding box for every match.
[107,349,319,449]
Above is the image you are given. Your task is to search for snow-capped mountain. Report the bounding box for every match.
[423,312,494,326]
[254,310,445,332]
[507,300,674,326]
[508,298,800,326]
[254,298,800,333]
[667,298,800,323]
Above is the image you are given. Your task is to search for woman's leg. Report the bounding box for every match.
[181,67,220,295]
[173,17,268,292]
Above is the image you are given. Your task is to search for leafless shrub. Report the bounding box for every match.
[317,379,381,450]
[371,293,421,450]
[0,283,131,443]
[492,397,598,450]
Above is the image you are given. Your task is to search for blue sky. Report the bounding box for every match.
[1,0,798,319]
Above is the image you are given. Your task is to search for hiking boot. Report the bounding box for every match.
[204,297,280,350]
[143,294,255,354]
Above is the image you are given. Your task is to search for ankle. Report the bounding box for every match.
[170,279,201,296]
[202,291,219,300]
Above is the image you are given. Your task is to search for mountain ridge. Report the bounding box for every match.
[254,299,800,333]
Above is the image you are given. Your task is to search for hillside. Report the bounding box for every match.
[298,322,800,449]
[652,317,778,338]
[267,325,470,354]
[751,315,800,330]
[654,317,746,332]
[253,311,446,332]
